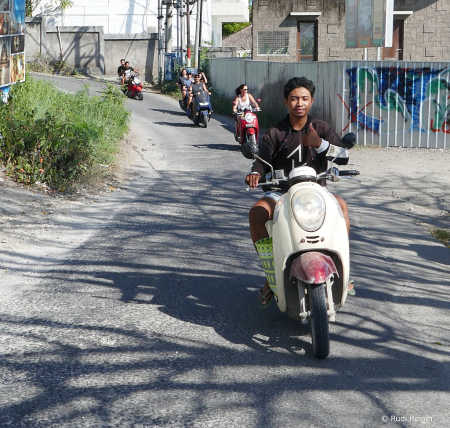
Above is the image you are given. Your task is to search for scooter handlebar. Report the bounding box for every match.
[338,170,360,177]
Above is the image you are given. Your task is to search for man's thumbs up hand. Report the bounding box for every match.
[303,123,322,149]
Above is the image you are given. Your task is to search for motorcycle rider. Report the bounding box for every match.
[188,73,210,115]
[117,58,126,82]
[121,61,138,85]
[233,84,259,113]
[245,77,350,308]
[177,69,193,105]
[198,70,208,85]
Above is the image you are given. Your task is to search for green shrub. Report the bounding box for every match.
[0,78,129,190]
[161,79,181,97]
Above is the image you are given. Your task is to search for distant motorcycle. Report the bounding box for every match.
[124,71,143,101]
[188,89,212,128]
[233,100,261,145]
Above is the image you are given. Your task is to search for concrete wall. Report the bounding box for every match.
[104,34,158,79]
[45,26,105,75]
[32,0,213,49]
[25,17,47,56]
[209,57,450,149]
[25,17,158,82]
[252,0,449,62]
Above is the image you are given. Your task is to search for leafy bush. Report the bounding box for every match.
[160,80,181,97]
[222,22,251,38]
[0,78,129,190]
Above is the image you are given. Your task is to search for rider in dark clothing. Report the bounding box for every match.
[121,61,136,85]
[246,77,351,308]
[251,115,348,190]
[117,59,126,81]
[188,73,210,114]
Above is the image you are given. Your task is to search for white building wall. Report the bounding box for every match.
[211,0,248,47]
[32,0,248,49]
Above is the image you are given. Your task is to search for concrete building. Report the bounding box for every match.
[211,0,249,47]
[252,0,449,62]
[31,0,249,49]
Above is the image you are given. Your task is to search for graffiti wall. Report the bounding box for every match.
[208,57,450,149]
[0,0,26,101]
[342,64,450,148]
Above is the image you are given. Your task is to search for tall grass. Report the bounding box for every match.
[0,78,129,190]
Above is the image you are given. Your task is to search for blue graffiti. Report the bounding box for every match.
[346,66,450,134]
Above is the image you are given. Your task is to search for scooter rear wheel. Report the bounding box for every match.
[308,283,330,359]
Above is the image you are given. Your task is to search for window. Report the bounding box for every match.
[297,21,317,61]
[257,31,290,55]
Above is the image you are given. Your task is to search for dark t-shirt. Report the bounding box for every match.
[191,82,204,93]
[251,115,347,190]
[117,65,125,75]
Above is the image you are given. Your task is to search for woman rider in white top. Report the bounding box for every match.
[233,84,259,113]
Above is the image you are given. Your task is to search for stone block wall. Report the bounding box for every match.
[252,0,450,62]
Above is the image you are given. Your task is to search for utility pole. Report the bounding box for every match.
[157,0,164,83]
[176,0,180,69]
[194,0,200,67]
[198,0,203,69]
[186,0,191,67]
[180,0,184,67]
[164,0,173,53]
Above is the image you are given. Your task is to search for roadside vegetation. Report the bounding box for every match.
[0,77,129,191]
[431,226,450,248]
[27,54,78,77]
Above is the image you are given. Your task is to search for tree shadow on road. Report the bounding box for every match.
[1,170,450,427]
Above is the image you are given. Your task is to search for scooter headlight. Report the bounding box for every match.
[244,113,254,123]
[291,189,326,232]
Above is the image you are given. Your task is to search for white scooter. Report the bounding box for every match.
[242,134,359,359]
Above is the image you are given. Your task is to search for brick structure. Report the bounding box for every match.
[252,0,450,62]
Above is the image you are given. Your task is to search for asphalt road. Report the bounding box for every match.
[0,74,449,428]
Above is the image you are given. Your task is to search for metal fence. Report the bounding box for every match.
[208,58,450,149]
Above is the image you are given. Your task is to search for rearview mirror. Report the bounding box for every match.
[342,133,356,149]
[242,141,259,159]
[256,98,261,103]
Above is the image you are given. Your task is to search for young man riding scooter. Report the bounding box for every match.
[121,61,138,85]
[245,77,351,308]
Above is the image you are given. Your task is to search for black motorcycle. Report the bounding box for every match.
[188,90,212,128]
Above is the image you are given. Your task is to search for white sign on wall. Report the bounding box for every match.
[345,0,393,49]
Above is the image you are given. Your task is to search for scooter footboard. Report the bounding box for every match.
[289,251,338,284]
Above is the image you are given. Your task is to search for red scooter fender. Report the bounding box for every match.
[290,252,338,284]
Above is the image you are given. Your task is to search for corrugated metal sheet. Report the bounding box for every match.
[209,58,450,148]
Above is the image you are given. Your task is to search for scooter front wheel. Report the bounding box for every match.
[308,283,330,359]
[201,114,208,128]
